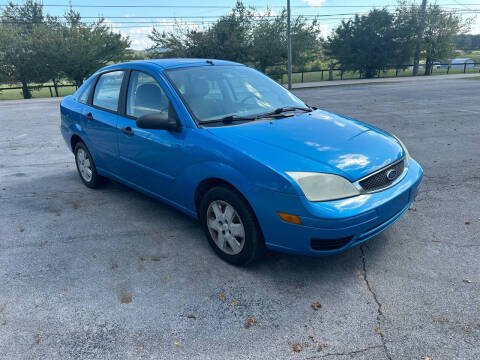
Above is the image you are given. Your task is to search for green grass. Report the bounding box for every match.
[462,76,480,80]
[276,66,480,84]
[0,83,76,100]
[296,81,398,89]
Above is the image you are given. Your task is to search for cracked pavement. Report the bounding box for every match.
[1,78,479,359]
[360,246,392,360]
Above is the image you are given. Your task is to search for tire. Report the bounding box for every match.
[199,186,265,265]
[74,141,106,188]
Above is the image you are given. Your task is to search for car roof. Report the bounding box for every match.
[100,58,244,72]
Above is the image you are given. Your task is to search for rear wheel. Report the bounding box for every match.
[199,186,265,265]
[74,142,106,188]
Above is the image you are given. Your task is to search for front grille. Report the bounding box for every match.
[311,236,353,251]
[359,158,405,192]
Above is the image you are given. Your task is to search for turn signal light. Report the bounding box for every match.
[277,212,302,225]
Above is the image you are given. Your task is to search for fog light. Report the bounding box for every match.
[278,212,302,225]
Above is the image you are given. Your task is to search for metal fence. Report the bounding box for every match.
[0,83,78,99]
[1,62,479,99]
[266,62,480,84]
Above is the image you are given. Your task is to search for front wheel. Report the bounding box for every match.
[74,142,106,188]
[199,186,265,266]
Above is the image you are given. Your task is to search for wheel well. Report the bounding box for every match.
[194,178,265,244]
[70,134,83,152]
[194,178,250,216]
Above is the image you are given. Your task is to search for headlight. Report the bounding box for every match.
[392,134,410,166]
[285,172,360,202]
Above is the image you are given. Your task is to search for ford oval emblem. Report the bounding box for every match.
[386,169,398,180]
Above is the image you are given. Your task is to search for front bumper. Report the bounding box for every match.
[245,158,423,256]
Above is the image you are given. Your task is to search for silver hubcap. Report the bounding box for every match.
[76,148,93,182]
[206,200,245,255]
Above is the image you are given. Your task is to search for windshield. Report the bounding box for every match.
[165,65,307,123]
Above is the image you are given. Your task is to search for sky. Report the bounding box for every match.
[4,0,479,50]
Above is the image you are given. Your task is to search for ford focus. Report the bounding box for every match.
[60,59,423,265]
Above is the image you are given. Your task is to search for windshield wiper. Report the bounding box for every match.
[200,114,256,125]
[200,106,313,125]
[255,106,313,119]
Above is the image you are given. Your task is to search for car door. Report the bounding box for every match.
[116,69,186,198]
[84,70,126,174]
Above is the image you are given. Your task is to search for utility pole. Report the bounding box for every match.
[287,0,292,90]
[412,0,427,76]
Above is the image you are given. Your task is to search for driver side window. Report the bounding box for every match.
[126,71,169,119]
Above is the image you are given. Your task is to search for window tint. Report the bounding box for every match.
[92,71,124,112]
[78,79,94,104]
[126,71,170,118]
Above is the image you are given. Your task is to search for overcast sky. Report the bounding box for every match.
[17,0,480,50]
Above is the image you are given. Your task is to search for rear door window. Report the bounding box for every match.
[92,71,125,112]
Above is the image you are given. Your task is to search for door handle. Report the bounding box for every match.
[85,112,93,120]
[121,126,134,136]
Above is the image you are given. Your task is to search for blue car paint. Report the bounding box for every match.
[60,58,423,256]
[205,109,405,182]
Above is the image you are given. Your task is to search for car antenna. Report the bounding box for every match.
[206,60,214,65]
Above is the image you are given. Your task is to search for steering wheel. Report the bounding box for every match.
[238,93,261,106]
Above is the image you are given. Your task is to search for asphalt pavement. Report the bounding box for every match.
[1,77,479,359]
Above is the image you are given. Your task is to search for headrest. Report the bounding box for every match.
[187,78,209,98]
[136,84,163,107]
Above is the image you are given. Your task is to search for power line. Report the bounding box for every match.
[3,11,479,27]
[1,4,478,29]
[2,2,480,7]
[2,8,479,22]
[56,13,379,18]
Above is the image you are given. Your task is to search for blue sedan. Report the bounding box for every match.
[60,58,423,265]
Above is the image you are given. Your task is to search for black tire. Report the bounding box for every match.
[74,141,106,188]
[199,186,265,266]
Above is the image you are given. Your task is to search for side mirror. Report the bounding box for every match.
[136,112,181,132]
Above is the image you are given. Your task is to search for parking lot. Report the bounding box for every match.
[1,77,479,359]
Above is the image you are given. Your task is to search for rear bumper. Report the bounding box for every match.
[245,158,423,256]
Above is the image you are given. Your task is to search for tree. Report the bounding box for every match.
[251,10,286,72]
[392,3,418,66]
[59,9,130,87]
[421,5,466,74]
[324,5,468,77]
[290,15,322,70]
[393,2,467,75]
[205,1,253,62]
[0,1,54,98]
[149,1,253,62]
[148,23,190,58]
[324,9,397,78]
[250,10,321,73]
[149,1,321,72]
[0,1,130,97]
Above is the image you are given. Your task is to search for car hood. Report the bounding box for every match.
[206,109,404,181]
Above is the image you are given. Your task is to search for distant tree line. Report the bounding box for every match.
[0,0,473,99]
[454,34,480,51]
[150,1,470,79]
[0,0,130,98]
[148,2,322,73]
[324,3,468,77]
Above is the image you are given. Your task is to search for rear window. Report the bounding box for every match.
[77,79,94,104]
[92,71,124,112]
